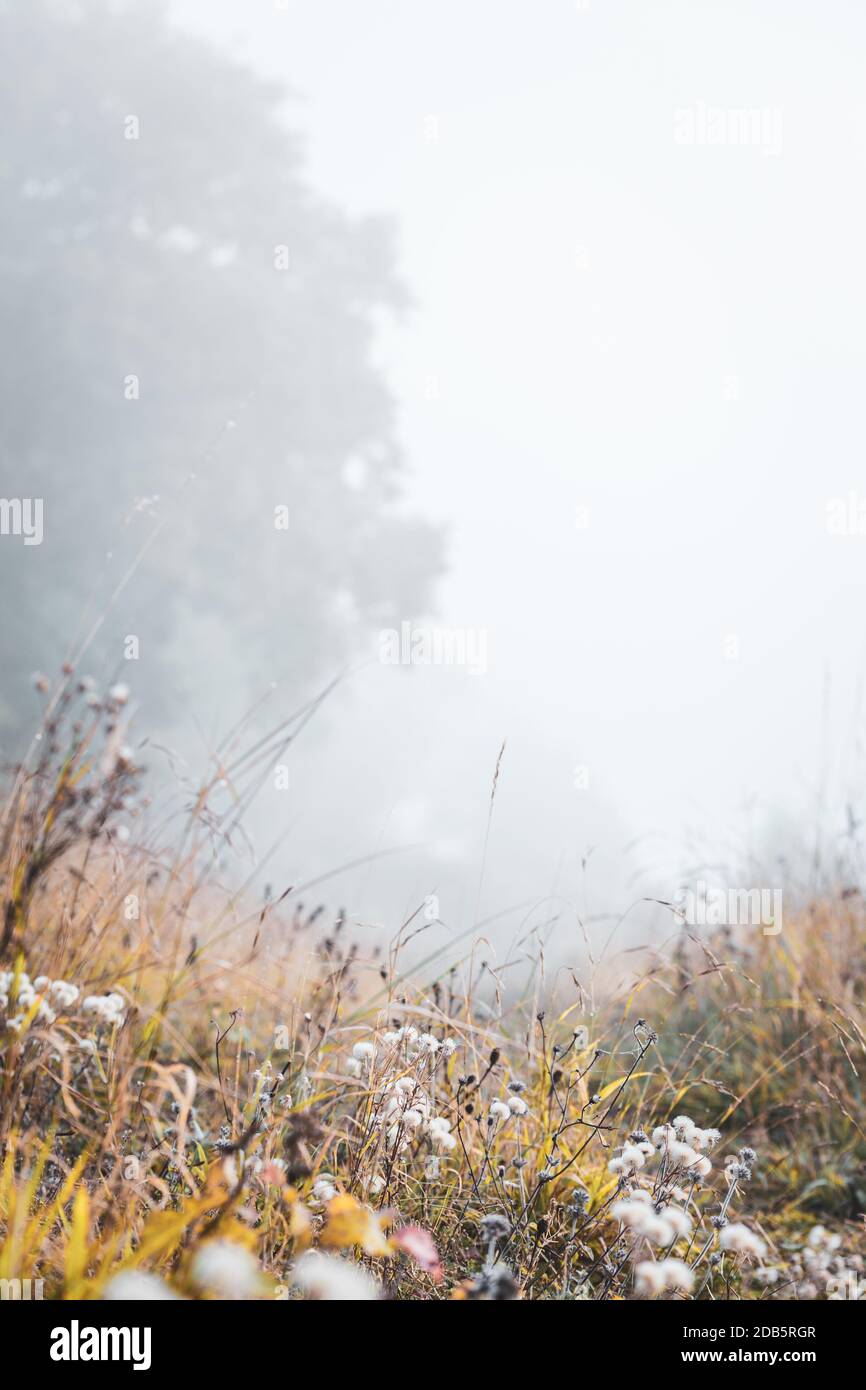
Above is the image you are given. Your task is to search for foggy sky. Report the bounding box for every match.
[41,1,866,954]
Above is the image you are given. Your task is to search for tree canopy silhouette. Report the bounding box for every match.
[0,0,441,743]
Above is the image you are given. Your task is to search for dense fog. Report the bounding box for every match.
[4,0,866,966]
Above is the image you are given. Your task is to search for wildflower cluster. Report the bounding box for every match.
[1,968,125,1033]
[349,1026,460,1186]
[603,1114,776,1298]
[789,1225,864,1300]
[0,967,65,1028]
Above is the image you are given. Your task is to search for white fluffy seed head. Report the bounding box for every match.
[103,1271,180,1301]
[190,1240,262,1298]
[635,1257,695,1296]
[292,1251,379,1301]
[719,1223,767,1259]
[660,1206,692,1239]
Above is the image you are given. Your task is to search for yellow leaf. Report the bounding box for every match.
[595,1176,620,1203]
[319,1193,393,1257]
[64,1187,90,1294]
[597,1072,651,1102]
[140,1015,160,1045]
[20,1148,90,1268]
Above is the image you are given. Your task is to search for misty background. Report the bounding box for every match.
[3,0,866,966]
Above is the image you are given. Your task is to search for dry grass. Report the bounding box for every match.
[1,676,864,1301]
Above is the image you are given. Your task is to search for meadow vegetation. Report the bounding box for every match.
[1,676,864,1300]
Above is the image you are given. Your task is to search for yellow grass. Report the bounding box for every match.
[0,680,864,1300]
